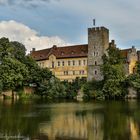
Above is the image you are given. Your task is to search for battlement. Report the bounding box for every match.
[88,26,109,32]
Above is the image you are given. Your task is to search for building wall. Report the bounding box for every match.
[87,27,109,81]
[37,55,87,82]
[127,47,138,74]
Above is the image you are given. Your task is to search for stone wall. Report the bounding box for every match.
[125,87,137,99]
[87,27,109,81]
[23,87,35,94]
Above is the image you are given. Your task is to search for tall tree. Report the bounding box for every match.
[102,46,126,99]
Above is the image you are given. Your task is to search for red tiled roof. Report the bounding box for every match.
[31,44,88,61]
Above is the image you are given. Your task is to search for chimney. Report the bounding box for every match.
[32,48,36,52]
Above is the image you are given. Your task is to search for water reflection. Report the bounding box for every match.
[0,100,140,140]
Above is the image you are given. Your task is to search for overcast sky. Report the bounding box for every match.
[0,0,140,52]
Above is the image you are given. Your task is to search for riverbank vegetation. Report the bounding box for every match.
[0,37,140,100]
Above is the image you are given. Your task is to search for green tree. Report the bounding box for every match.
[0,37,14,60]
[11,41,26,62]
[102,47,126,99]
[0,57,28,91]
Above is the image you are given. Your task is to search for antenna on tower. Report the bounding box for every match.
[93,19,96,26]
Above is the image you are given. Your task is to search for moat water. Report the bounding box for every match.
[0,99,140,140]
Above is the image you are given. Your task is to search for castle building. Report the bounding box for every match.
[30,26,138,82]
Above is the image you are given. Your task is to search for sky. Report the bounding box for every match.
[0,0,140,52]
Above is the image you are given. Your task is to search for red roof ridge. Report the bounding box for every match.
[31,44,88,61]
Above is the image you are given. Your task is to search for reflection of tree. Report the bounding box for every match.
[0,100,51,139]
[103,101,131,140]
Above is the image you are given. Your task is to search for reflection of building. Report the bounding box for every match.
[39,112,103,140]
[129,118,139,140]
[31,26,138,82]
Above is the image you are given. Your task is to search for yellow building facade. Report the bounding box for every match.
[31,44,88,82]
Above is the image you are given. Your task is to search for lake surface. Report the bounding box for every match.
[0,99,140,140]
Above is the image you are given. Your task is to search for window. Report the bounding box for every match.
[52,61,54,68]
[73,71,75,75]
[82,70,84,75]
[64,71,68,75]
[95,61,97,65]
[58,61,60,66]
[83,60,86,65]
[62,61,65,66]
[96,52,99,56]
[68,61,71,66]
[95,70,97,75]
[73,60,75,66]
[79,60,81,66]
[80,70,84,75]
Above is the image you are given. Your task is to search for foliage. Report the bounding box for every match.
[0,57,28,91]
[103,46,123,65]
[0,37,53,97]
[36,77,66,99]
[83,46,127,100]
[0,80,3,93]
[83,80,104,100]
[11,41,26,62]
[102,47,127,99]
[0,37,15,60]
[125,62,140,97]
[136,61,140,75]
[62,77,86,99]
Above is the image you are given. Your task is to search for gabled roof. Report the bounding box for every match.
[30,44,88,61]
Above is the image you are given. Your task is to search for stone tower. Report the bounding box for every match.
[87,27,109,81]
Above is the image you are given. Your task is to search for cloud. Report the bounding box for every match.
[0,0,59,7]
[0,20,68,52]
[56,0,140,48]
